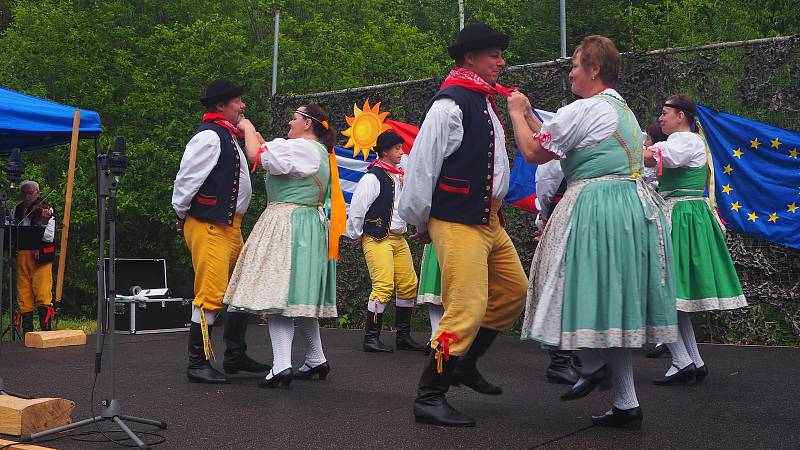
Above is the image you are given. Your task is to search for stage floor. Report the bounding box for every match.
[1,325,798,449]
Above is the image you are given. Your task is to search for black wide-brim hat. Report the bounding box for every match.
[200,78,244,108]
[447,23,510,60]
[374,131,404,153]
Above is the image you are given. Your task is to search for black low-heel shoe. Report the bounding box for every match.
[653,363,695,386]
[646,344,669,358]
[560,365,611,401]
[694,364,708,383]
[591,406,643,430]
[294,362,330,380]
[258,368,293,389]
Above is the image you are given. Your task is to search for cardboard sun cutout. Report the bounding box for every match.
[341,99,392,160]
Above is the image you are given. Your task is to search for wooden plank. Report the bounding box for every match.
[0,395,75,437]
[55,109,80,303]
[24,330,86,349]
[0,439,56,450]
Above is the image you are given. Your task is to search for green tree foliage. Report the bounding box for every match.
[0,0,795,315]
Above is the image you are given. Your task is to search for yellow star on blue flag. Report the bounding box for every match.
[698,104,800,250]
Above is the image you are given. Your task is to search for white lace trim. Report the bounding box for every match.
[416,293,442,305]
[677,295,747,312]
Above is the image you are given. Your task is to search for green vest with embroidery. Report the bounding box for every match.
[560,94,643,181]
[266,145,330,206]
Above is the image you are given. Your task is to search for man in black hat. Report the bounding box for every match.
[172,78,269,383]
[398,23,528,427]
[346,130,424,354]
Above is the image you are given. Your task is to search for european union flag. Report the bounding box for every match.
[697,104,800,250]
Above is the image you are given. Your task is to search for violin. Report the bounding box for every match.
[18,198,53,226]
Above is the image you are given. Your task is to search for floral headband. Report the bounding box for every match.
[296,109,330,129]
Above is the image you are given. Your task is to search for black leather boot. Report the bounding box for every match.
[591,406,643,430]
[223,311,270,374]
[187,322,229,384]
[414,353,475,427]
[451,327,502,395]
[37,306,54,331]
[21,312,34,333]
[395,307,424,351]
[546,350,579,385]
[363,310,393,353]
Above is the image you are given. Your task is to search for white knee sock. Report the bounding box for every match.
[678,311,705,368]
[191,305,217,325]
[601,348,640,411]
[295,317,326,371]
[665,338,694,376]
[267,315,294,377]
[427,304,444,341]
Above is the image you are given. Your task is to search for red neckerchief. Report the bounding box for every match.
[368,159,404,176]
[439,66,515,132]
[202,112,245,139]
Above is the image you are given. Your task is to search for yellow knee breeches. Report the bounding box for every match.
[427,205,528,356]
[362,234,418,303]
[183,214,243,312]
[16,250,53,313]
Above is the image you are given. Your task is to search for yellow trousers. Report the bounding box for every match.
[428,204,528,356]
[362,234,418,303]
[184,214,243,312]
[16,250,53,313]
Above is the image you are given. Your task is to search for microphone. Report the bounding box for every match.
[109,136,129,177]
[6,147,25,189]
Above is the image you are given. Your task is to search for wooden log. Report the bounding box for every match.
[0,438,56,449]
[24,330,86,349]
[0,395,75,437]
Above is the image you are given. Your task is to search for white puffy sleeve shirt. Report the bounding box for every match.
[398,96,510,232]
[259,138,323,177]
[538,89,620,158]
[345,171,407,239]
[172,130,253,219]
[649,131,707,169]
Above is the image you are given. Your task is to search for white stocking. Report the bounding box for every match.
[601,348,639,411]
[267,314,294,378]
[678,311,705,368]
[295,317,326,371]
[427,304,444,341]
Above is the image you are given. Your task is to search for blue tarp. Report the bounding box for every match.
[0,86,103,153]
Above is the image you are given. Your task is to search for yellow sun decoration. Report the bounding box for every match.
[341,99,393,160]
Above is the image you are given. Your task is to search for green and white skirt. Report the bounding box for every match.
[224,202,337,318]
[416,243,442,306]
[665,197,747,312]
[522,176,678,350]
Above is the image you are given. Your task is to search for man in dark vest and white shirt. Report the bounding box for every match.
[398,23,528,427]
[346,130,423,354]
[172,79,269,383]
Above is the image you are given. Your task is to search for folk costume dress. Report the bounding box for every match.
[650,132,747,313]
[521,89,678,350]
[649,131,746,380]
[224,137,337,318]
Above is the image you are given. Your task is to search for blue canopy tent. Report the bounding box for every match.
[0,86,103,153]
[0,86,103,339]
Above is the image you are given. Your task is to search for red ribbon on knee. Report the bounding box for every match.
[433,332,460,374]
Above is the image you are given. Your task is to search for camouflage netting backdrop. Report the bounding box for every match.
[269,36,800,345]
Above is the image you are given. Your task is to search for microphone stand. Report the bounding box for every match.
[20,138,166,449]
[0,148,30,399]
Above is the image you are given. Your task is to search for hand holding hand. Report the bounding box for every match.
[411,231,431,244]
[176,218,185,236]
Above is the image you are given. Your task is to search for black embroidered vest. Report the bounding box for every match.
[363,167,395,240]
[187,122,241,225]
[426,86,497,225]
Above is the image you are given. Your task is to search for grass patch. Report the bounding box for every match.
[1,312,96,342]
